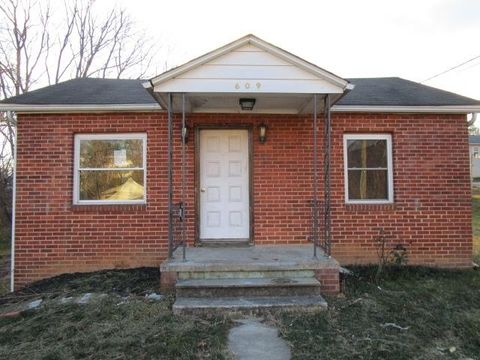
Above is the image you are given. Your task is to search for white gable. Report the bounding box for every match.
[146,35,352,113]
[150,36,348,95]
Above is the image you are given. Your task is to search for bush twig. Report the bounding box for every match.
[380,322,410,331]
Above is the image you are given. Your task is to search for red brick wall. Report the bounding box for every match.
[331,113,472,267]
[15,113,169,288]
[13,112,472,288]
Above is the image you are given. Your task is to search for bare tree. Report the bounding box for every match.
[0,113,13,212]
[44,0,155,82]
[0,0,50,97]
[0,0,160,264]
[0,0,156,96]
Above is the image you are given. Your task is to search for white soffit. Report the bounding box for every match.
[185,93,327,114]
[147,34,350,95]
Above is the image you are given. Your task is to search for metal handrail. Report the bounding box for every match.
[167,93,187,261]
[312,94,332,258]
[310,199,328,254]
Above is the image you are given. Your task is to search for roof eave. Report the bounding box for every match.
[0,103,162,113]
[3,103,478,114]
[332,105,480,114]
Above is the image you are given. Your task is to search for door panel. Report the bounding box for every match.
[199,129,250,240]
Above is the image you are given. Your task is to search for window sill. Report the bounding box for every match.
[345,202,396,212]
[71,203,147,212]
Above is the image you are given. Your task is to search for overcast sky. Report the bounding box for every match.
[105,0,480,99]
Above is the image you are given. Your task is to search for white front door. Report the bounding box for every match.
[199,129,250,241]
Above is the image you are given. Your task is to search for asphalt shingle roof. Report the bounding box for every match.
[1,77,479,107]
[0,78,153,105]
[338,77,480,106]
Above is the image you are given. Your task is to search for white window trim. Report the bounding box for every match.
[73,133,147,205]
[343,133,394,204]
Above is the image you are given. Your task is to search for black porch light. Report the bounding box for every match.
[258,123,267,143]
[239,98,256,111]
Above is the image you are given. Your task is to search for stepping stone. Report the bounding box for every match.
[27,299,42,310]
[76,293,93,304]
[145,292,163,301]
[60,297,73,304]
[228,318,291,360]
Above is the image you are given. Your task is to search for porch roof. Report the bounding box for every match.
[144,34,353,114]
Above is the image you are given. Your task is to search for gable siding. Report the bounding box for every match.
[153,44,344,94]
[13,112,472,288]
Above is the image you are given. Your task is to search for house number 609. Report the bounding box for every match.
[234,82,262,90]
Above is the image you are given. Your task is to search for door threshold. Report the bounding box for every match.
[199,239,251,248]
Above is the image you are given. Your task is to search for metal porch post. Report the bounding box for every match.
[181,93,187,261]
[167,93,174,259]
[324,94,332,256]
[313,94,319,258]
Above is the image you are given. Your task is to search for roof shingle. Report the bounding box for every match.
[1,76,479,107]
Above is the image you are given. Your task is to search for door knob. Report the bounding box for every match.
[200,187,206,193]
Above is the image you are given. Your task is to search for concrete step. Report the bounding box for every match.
[173,295,328,315]
[178,269,315,281]
[199,239,250,248]
[176,277,321,297]
[161,246,341,295]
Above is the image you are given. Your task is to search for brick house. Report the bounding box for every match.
[1,35,479,311]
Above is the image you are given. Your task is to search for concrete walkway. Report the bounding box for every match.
[228,318,291,360]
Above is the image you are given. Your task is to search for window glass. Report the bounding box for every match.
[347,140,387,168]
[347,169,388,200]
[79,170,144,201]
[79,139,143,168]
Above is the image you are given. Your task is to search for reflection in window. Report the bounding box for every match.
[75,134,146,204]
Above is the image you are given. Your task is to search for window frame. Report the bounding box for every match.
[73,133,147,205]
[343,133,394,204]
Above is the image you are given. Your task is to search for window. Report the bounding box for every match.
[344,134,393,203]
[474,147,479,159]
[73,133,147,204]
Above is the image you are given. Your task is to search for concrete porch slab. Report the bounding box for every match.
[160,245,339,273]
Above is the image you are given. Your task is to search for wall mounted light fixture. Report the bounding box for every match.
[181,125,189,143]
[258,123,267,143]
